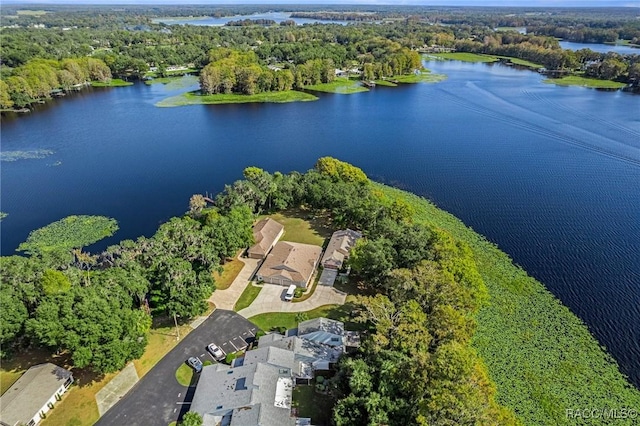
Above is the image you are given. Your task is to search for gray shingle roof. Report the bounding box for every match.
[0,363,72,426]
[191,351,295,426]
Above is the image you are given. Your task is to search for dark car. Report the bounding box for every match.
[187,356,203,373]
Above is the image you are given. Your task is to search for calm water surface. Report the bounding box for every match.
[559,40,640,55]
[153,12,344,26]
[1,61,639,386]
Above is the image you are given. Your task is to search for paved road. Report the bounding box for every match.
[208,256,260,310]
[237,283,347,318]
[96,310,259,426]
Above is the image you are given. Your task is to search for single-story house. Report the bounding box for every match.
[321,229,362,270]
[248,218,284,259]
[255,241,322,288]
[0,363,73,426]
[190,346,296,426]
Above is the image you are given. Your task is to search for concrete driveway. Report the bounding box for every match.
[208,256,261,310]
[96,310,259,426]
[237,284,347,318]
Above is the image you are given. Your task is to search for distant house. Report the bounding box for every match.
[248,218,284,259]
[334,68,348,77]
[0,363,73,426]
[255,241,322,288]
[190,346,296,426]
[321,229,362,270]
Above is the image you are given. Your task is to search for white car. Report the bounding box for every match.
[207,343,225,361]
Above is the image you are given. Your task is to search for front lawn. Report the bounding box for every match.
[249,297,365,332]
[234,283,263,311]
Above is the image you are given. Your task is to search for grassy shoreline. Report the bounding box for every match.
[373,182,640,425]
[91,79,133,87]
[156,90,317,107]
[543,75,626,89]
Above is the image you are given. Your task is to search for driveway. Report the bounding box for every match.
[96,310,259,426]
[208,256,261,310]
[237,284,347,318]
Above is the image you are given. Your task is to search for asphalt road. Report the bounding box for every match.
[96,310,259,426]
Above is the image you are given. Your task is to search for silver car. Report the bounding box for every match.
[207,343,225,361]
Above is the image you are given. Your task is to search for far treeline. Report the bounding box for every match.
[1,5,639,110]
[2,158,640,425]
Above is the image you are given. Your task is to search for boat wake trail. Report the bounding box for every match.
[438,83,640,167]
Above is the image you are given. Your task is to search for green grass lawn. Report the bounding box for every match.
[304,78,369,94]
[91,79,133,88]
[429,52,499,63]
[213,257,245,290]
[249,296,364,332]
[234,283,263,311]
[175,364,193,386]
[156,90,317,107]
[372,182,640,425]
[293,384,336,425]
[543,76,626,89]
[263,208,332,246]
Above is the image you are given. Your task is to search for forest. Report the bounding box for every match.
[1,4,638,110]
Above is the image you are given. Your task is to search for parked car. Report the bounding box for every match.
[207,343,226,361]
[284,284,296,301]
[187,356,203,373]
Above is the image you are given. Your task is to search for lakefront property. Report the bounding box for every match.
[255,242,322,288]
[2,4,640,426]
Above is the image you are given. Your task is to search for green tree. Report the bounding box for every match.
[181,411,203,426]
[41,269,71,295]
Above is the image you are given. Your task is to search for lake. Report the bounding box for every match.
[559,40,640,55]
[1,60,639,387]
[153,11,345,26]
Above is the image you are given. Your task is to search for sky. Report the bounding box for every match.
[1,0,637,7]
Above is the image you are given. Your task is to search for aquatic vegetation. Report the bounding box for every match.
[18,215,118,255]
[1,149,54,162]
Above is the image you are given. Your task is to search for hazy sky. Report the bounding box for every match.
[1,0,637,7]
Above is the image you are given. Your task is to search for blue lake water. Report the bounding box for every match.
[559,40,640,55]
[153,12,344,26]
[1,60,639,387]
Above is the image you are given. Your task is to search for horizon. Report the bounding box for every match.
[1,1,639,8]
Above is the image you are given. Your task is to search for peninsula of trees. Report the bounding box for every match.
[2,158,639,425]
